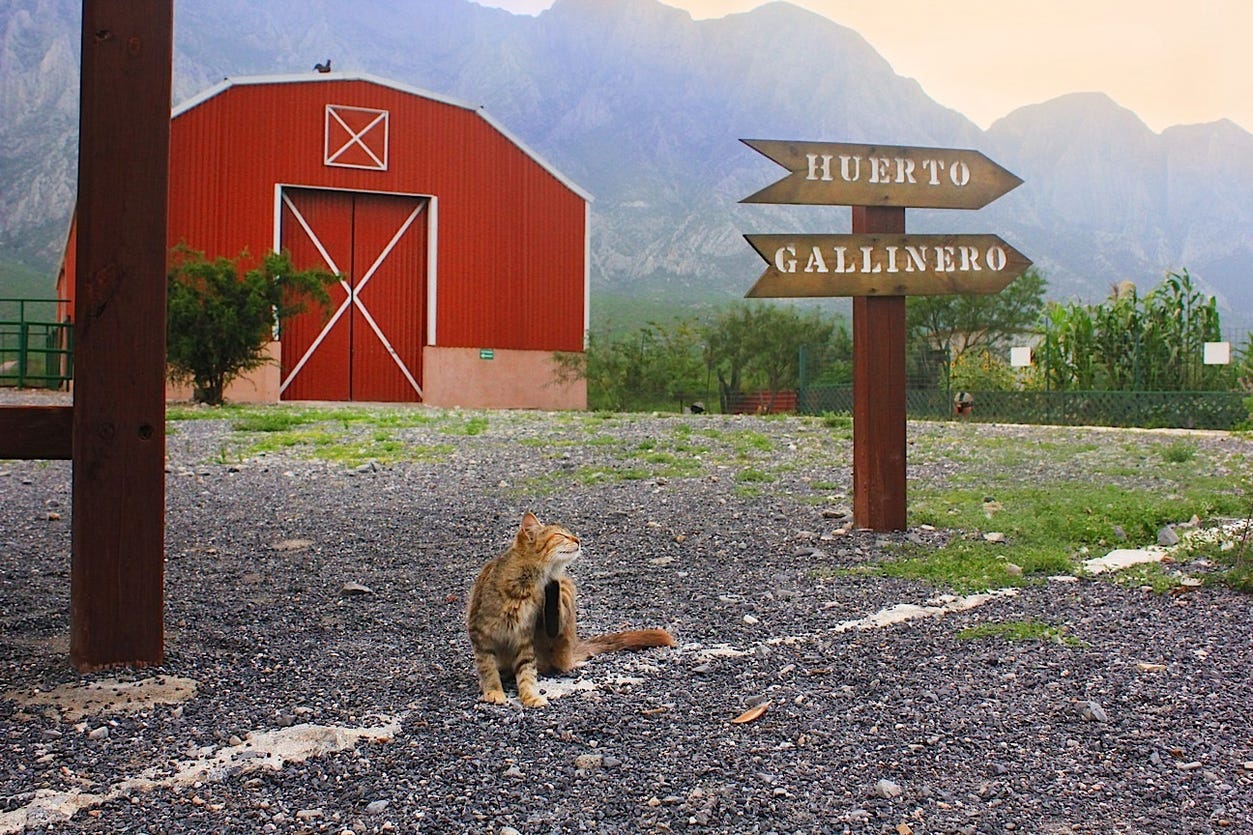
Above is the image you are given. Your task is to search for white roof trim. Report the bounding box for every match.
[172,71,593,202]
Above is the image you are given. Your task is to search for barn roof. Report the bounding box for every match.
[172,72,592,202]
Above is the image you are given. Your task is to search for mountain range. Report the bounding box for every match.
[2,0,1251,335]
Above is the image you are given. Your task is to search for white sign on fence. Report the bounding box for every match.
[1203,341,1231,365]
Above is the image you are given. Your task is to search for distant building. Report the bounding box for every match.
[59,72,590,409]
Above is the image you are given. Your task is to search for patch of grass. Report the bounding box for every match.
[912,484,1246,550]
[574,465,651,484]
[733,430,773,453]
[736,467,774,483]
[873,545,1069,593]
[361,410,439,429]
[895,477,1252,593]
[956,620,1085,647]
[585,435,621,447]
[1160,440,1197,464]
[190,403,458,467]
[231,411,317,432]
[311,440,452,466]
[1208,566,1253,593]
[168,403,440,432]
[244,429,339,454]
[820,412,852,429]
[168,403,246,421]
[1110,562,1182,595]
[444,415,490,436]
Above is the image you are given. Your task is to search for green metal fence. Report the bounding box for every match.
[0,299,73,390]
[797,343,1251,430]
[798,385,1250,430]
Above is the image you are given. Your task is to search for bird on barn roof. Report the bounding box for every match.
[314,59,332,73]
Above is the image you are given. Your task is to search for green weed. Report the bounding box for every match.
[1110,562,1183,594]
[1160,440,1197,464]
[956,620,1085,647]
[231,411,316,432]
[444,415,490,436]
[820,412,852,429]
[575,465,650,484]
[872,545,1069,593]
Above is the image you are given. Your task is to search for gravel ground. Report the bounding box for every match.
[2,389,1252,834]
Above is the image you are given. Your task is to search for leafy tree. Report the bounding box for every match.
[703,303,838,410]
[907,266,1047,366]
[556,318,709,411]
[556,304,848,412]
[167,248,336,405]
[949,347,1020,392]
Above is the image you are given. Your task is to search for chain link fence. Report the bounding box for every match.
[798,344,1251,430]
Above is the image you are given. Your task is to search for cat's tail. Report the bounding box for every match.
[575,628,676,663]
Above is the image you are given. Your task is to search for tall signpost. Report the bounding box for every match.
[741,140,1029,531]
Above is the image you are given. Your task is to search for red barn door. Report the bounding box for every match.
[279,187,428,402]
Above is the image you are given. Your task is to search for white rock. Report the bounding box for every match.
[873,778,902,799]
[1082,548,1165,575]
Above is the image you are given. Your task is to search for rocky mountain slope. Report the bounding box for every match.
[2,0,1250,332]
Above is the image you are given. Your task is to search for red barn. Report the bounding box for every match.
[61,72,590,409]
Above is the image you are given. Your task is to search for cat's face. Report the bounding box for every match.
[518,512,582,571]
[540,527,582,570]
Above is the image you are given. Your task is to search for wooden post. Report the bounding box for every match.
[71,0,172,670]
[851,206,907,531]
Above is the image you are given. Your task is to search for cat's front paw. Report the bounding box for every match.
[520,692,549,708]
[481,690,508,705]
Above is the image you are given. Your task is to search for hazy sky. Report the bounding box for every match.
[473,0,1249,134]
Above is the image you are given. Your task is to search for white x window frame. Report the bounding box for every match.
[324,104,389,171]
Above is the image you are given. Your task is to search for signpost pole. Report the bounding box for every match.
[851,206,907,531]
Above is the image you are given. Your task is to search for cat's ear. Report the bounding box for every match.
[519,512,541,538]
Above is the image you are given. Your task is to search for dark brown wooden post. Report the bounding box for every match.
[851,206,907,531]
[71,0,172,670]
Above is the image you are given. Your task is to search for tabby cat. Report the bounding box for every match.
[466,512,676,707]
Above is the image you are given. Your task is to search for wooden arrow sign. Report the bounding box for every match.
[744,233,1032,297]
[741,139,1023,209]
